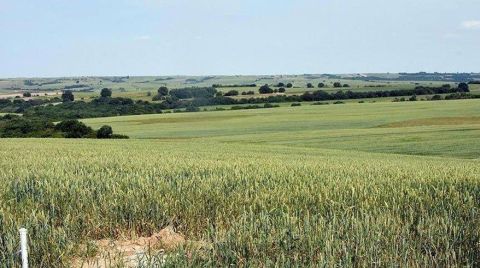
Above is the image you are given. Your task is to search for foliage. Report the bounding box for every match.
[169,87,217,99]
[61,90,74,102]
[96,125,113,139]
[258,84,273,94]
[100,88,112,98]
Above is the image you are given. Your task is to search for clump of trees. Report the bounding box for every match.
[241,91,255,95]
[224,90,239,96]
[259,84,273,94]
[0,115,128,139]
[333,82,342,88]
[153,86,169,101]
[62,90,75,102]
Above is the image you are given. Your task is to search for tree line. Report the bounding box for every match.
[0,114,128,139]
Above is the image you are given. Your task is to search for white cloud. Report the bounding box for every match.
[461,20,480,29]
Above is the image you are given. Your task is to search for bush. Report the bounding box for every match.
[333,82,342,88]
[291,103,301,107]
[54,120,94,138]
[259,84,274,94]
[458,82,469,92]
[224,90,239,96]
[23,92,32,97]
[158,86,169,96]
[100,88,112,98]
[96,125,113,139]
[286,83,293,88]
[185,106,200,112]
[318,83,325,88]
[278,88,286,93]
[307,83,314,88]
[61,90,74,102]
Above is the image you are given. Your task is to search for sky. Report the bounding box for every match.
[0,0,479,77]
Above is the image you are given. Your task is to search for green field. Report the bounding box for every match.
[83,99,480,159]
[1,98,479,266]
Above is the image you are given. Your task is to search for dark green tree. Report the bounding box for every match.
[458,82,469,92]
[96,125,113,139]
[61,90,74,102]
[259,84,274,94]
[100,88,112,98]
[158,86,169,96]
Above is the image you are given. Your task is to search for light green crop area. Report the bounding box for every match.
[84,99,480,159]
[1,99,479,266]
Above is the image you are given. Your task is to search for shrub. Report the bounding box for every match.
[224,90,239,96]
[259,85,274,94]
[286,83,293,88]
[291,103,301,107]
[278,88,286,93]
[61,90,74,102]
[100,88,112,98]
[318,83,325,88]
[458,82,469,92]
[54,120,94,138]
[307,83,314,88]
[158,86,169,96]
[96,125,113,139]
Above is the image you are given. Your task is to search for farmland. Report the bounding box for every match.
[1,98,479,266]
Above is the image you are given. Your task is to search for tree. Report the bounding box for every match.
[278,87,286,93]
[333,82,342,88]
[409,95,417,101]
[277,82,285,87]
[55,119,93,138]
[286,83,293,88]
[224,90,239,96]
[318,83,325,88]
[307,83,314,88]
[259,84,273,94]
[458,82,469,92]
[23,92,32,97]
[343,84,350,88]
[61,90,74,102]
[158,86,169,96]
[96,125,113,139]
[100,88,112,98]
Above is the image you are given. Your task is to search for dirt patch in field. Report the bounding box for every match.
[377,116,480,128]
[72,226,203,267]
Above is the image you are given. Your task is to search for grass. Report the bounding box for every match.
[1,98,479,266]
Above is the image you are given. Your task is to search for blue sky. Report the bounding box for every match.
[0,0,479,77]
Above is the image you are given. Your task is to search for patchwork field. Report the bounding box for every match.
[1,98,479,266]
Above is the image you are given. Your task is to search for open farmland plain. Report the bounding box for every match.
[1,99,480,266]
